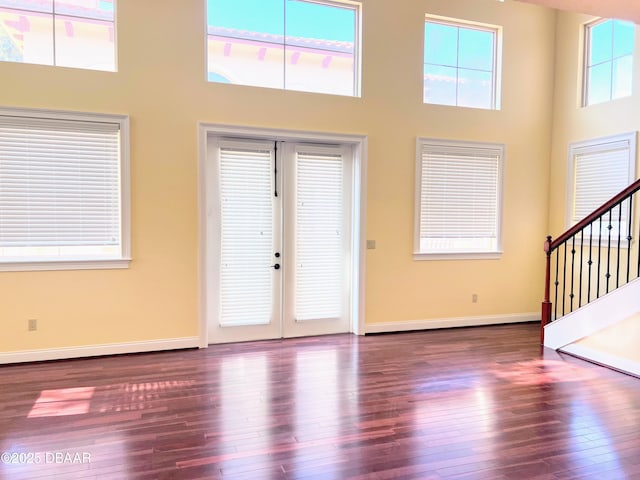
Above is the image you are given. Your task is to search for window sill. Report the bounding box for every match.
[0,258,132,272]
[413,251,503,261]
[422,102,500,112]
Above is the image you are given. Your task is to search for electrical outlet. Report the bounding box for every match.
[28,319,37,331]
[472,294,478,303]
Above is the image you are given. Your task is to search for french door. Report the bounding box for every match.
[207,137,353,343]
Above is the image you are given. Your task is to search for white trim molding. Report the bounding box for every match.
[197,122,368,346]
[0,258,131,272]
[0,337,199,365]
[365,312,538,334]
[0,106,131,272]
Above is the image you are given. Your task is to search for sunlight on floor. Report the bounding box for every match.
[28,387,95,418]
[491,359,598,385]
[27,380,197,418]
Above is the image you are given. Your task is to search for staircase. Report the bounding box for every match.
[541,178,640,376]
[562,311,640,376]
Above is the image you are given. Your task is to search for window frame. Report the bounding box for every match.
[423,14,502,110]
[583,18,635,107]
[0,106,131,272]
[204,0,362,97]
[566,132,637,244]
[0,0,117,71]
[414,138,505,261]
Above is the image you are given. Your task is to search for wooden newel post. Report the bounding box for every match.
[540,235,553,345]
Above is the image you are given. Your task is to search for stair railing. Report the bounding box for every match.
[541,178,640,343]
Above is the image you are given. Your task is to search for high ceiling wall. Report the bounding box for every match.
[516,0,640,24]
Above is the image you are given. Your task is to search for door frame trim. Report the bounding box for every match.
[197,123,368,347]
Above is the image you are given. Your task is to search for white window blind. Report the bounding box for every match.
[0,113,126,264]
[219,145,274,327]
[569,133,636,238]
[416,139,503,257]
[295,150,343,321]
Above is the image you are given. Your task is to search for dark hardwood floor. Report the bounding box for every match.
[2,323,640,479]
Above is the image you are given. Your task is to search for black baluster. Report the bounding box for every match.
[579,229,584,308]
[627,194,633,283]
[570,236,576,312]
[638,195,640,278]
[606,210,613,294]
[587,222,593,304]
[597,216,602,299]
[562,243,567,316]
[616,202,622,289]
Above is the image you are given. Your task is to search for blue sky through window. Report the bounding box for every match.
[207,0,355,43]
[613,21,634,57]
[424,22,493,72]
[459,29,493,71]
[589,20,612,65]
[424,20,496,109]
[586,19,635,105]
[424,22,457,67]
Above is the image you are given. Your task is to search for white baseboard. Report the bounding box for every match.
[0,337,200,365]
[561,343,640,378]
[365,312,539,334]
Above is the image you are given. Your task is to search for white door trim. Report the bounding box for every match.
[197,123,368,347]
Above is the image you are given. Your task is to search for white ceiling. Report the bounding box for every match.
[515,0,640,24]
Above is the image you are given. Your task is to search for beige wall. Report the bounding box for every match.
[549,11,640,237]
[0,0,556,354]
